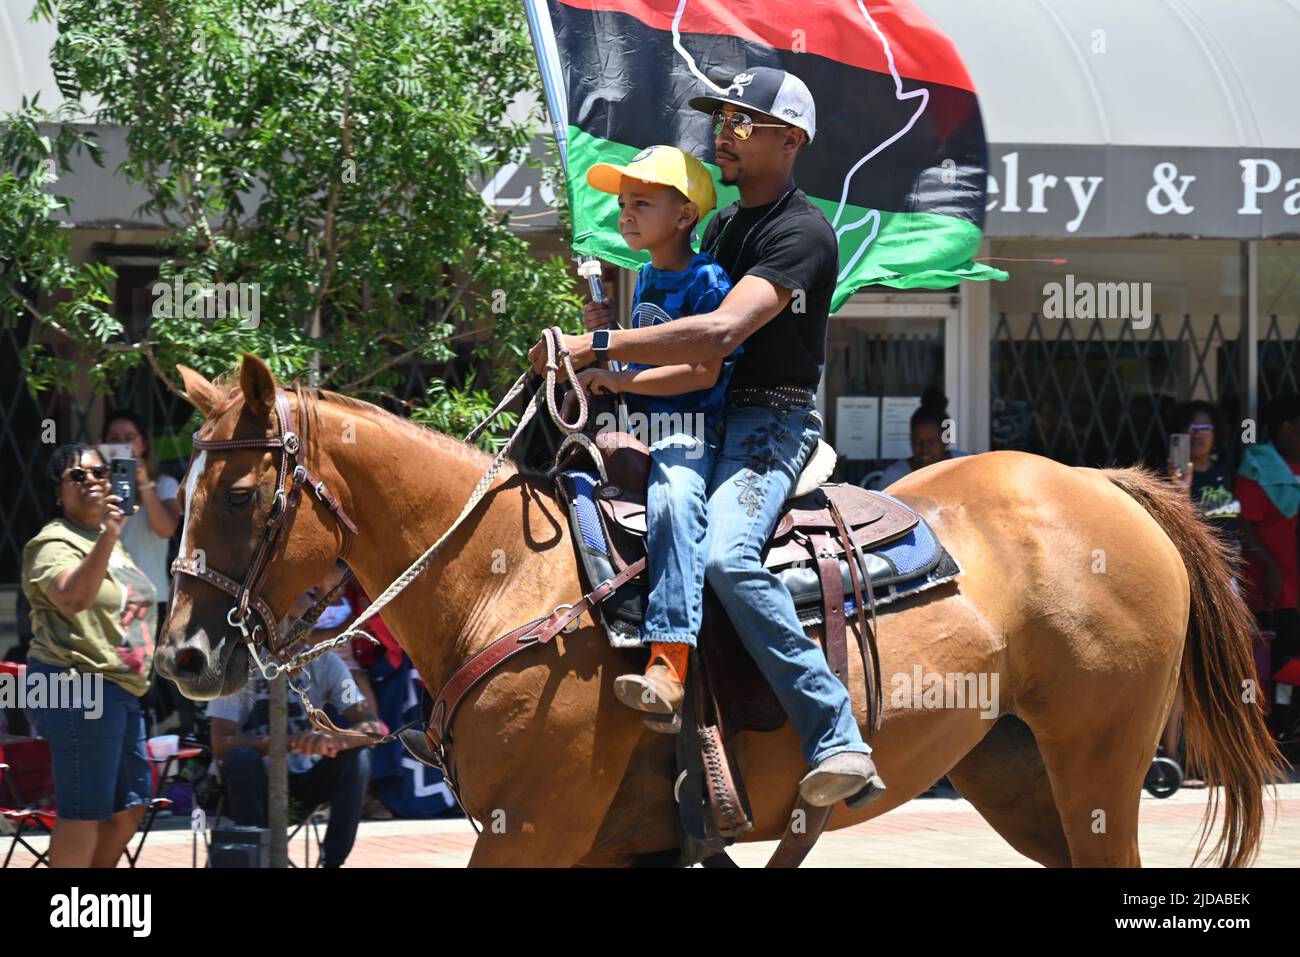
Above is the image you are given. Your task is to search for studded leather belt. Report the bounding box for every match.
[727,385,817,412]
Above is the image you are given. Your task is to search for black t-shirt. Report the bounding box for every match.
[700,188,838,390]
[1191,459,1239,537]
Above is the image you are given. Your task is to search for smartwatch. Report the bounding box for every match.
[592,328,612,364]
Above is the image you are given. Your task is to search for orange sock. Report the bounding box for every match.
[649,642,689,684]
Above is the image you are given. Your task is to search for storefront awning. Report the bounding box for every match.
[919,0,1300,238]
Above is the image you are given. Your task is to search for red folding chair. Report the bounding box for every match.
[0,737,57,868]
[122,744,209,867]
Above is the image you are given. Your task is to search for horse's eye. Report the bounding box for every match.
[227,487,254,507]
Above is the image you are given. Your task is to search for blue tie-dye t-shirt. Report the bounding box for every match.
[624,252,738,425]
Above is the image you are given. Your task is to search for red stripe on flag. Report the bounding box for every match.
[553,0,976,93]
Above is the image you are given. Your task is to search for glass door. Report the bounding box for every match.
[817,296,960,488]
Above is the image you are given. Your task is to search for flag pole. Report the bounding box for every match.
[522,0,607,305]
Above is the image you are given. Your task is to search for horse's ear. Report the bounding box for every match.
[177,365,219,417]
[239,354,277,418]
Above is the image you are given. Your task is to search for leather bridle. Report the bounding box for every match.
[170,384,359,676]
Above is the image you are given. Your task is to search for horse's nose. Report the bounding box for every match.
[172,644,209,677]
[156,634,209,680]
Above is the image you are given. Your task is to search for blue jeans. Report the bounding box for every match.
[221,745,371,868]
[642,423,720,645]
[24,657,151,820]
[704,405,872,766]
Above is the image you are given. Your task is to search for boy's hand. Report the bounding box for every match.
[576,367,623,396]
[582,299,615,331]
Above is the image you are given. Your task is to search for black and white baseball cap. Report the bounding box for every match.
[688,66,817,143]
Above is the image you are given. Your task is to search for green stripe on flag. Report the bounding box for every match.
[564,127,1006,312]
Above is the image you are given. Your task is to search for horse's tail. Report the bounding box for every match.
[1104,466,1287,867]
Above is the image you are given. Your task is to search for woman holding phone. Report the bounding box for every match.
[21,443,158,867]
[1166,401,1237,522]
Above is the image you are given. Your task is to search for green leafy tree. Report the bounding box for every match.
[2,0,578,446]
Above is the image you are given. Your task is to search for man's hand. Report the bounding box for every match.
[528,331,595,377]
[581,299,615,331]
[289,731,344,758]
[576,367,624,396]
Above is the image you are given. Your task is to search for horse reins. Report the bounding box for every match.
[170,328,582,696]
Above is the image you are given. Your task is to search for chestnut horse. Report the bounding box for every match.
[157,355,1284,867]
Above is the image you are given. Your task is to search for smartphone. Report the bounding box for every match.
[1169,433,1191,475]
[110,457,138,516]
[99,443,134,462]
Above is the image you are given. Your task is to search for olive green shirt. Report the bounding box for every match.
[21,518,158,696]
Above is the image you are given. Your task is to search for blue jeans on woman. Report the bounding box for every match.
[704,404,872,766]
[24,657,151,820]
[641,423,721,645]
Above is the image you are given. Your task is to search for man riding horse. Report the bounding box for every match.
[530,67,885,811]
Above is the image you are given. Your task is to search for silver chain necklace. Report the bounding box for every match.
[707,187,796,269]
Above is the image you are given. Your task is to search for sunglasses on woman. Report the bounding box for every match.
[711,109,789,141]
[65,466,110,484]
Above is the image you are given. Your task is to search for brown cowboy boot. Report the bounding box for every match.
[613,643,687,734]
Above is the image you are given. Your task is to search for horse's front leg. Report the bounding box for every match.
[455,634,649,867]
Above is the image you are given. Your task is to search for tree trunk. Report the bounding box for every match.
[267,672,289,868]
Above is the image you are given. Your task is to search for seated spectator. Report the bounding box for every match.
[877,387,970,489]
[207,638,384,867]
[1235,393,1300,738]
[304,563,382,721]
[298,564,391,820]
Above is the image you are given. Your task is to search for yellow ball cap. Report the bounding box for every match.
[586,145,717,217]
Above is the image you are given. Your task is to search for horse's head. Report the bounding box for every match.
[155,355,351,699]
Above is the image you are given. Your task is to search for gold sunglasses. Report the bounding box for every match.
[711,109,788,141]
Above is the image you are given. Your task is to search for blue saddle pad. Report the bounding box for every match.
[559,470,961,641]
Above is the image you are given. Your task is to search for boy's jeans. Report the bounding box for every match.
[704,404,872,767]
[642,422,721,645]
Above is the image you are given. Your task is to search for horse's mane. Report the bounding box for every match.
[205,373,552,487]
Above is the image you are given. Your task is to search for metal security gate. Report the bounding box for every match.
[990,311,1254,470]
[1260,313,1300,405]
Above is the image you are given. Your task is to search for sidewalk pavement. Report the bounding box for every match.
[9,782,1296,868]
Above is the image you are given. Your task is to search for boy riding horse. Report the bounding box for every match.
[530,67,885,810]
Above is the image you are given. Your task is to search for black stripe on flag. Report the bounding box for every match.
[552,1,989,222]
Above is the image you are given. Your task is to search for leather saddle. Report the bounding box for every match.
[551,426,938,857]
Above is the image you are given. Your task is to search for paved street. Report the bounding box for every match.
[10,782,1296,868]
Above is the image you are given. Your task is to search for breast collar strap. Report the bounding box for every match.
[170,385,359,664]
